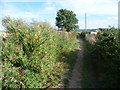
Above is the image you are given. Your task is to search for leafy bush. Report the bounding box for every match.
[91,28,120,87]
[1,17,78,88]
[79,31,91,39]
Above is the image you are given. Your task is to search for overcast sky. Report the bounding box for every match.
[0,0,119,30]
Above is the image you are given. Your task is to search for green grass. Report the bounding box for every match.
[80,38,93,88]
[63,49,79,87]
[0,36,2,89]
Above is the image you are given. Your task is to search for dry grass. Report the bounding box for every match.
[85,34,96,44]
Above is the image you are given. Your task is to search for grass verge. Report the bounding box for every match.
[80,38,92,88]
[63,41,79,87]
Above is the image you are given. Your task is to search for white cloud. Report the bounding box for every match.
[24,12,32,15]
[1,0,119,16]
[1,3,42,19]
[45,7,55,11]
[108,16,118,20]
[0,0,119,30]
[1,0,56,2]
[87,19,117,29]
[55,0,119,29]
[57,0,119,15]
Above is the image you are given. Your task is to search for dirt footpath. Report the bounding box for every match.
[68,39,84,88]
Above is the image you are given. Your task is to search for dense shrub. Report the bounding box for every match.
[1,17,78,88]
[79,31,91,39]
[91,28,120,87]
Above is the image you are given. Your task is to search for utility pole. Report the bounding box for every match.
[85,13,87,30]
[118,1,120,30]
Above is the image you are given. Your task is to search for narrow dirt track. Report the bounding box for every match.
[68,39,84,88]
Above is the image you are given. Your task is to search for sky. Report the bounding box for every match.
[0,0,119,31]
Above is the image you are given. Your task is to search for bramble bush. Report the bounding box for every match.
[79,31,91,39]
[1,17,78,88]
[91,28,120,87]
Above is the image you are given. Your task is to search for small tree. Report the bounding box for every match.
[56,9,79,32]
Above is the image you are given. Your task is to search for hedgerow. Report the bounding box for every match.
[91,28,120,87]
[1,17,78,88]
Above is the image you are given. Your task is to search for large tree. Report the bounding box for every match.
[56,9,79,32]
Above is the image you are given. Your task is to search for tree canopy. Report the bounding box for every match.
[56,9,79,32]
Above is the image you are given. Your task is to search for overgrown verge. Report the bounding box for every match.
[0,36,2,89]
[80,28,120,88]
[1,17,78,88]
[91,28,120,88]
[79,32,95,88]
[61,48,78,88]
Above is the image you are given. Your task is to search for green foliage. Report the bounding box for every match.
[56,9,79,32]
[2,17,26,33]
[80,40,93,88]
[91,28,120,87]
[1,17,78,88]
[79,31,91,39]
